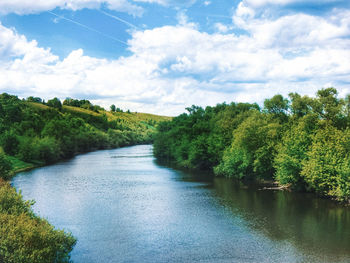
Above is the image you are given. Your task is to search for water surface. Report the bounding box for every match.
[12,145,350,262]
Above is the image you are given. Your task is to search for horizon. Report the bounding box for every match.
[0,0,349,115]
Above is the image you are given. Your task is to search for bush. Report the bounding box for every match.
[35,137,61,164]
[0,180,76,263]
[0,153,12,180]
[0,130,19,156]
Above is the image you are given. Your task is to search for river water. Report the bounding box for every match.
[12,145,350,263]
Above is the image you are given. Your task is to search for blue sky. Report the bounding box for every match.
[0,0,349,115]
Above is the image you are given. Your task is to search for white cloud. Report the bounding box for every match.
[0,0,197,16]
[0,0,145,16]
[213,23,231,33]
[243,0,342,8]
[1,3,350,115]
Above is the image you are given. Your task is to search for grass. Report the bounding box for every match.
[25,102,51,110]
[6,156,36,173]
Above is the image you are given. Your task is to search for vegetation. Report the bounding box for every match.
[0,92,170,262]
[0,178,76,263]
[0,93,170,177]
[154,88,350,202]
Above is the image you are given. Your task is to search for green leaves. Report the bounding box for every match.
[274,115,318,189]
[215,112,282,180]
[0,180,77,263]
[0,153,12,181]
[154,88,350,202]
[301,125,350,201]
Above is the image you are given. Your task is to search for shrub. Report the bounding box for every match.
[0,180,76,263]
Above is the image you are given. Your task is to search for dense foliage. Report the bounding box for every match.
[0,179,76,263]
[0,93,169,176]
[154,88,350,202]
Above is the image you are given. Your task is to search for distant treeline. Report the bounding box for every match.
[154,88,350,202]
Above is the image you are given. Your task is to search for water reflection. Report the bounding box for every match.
[212,178,350,261]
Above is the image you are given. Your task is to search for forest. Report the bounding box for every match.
[154,88,350,202]
[0,93,169,262]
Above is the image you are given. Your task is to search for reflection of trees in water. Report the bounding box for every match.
[213,177,350,259]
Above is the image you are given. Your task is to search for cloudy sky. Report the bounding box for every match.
[0,0,349,115]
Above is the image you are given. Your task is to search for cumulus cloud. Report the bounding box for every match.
[0,1,350,115]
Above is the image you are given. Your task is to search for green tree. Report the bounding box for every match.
[215,112,282,180]
[288,92,314,118]
[47,98,62,110]
[314,88,344,123]
[26,96,43,103]
[301,124,350,201]
[110,104,116,112]
[264,94,289,121]
[274,114,318,189]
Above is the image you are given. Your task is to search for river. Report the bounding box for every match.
[12,145,350,263]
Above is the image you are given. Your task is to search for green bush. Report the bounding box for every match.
[0,153,12,180]
[0,130,19,156]
[0,180,76,263]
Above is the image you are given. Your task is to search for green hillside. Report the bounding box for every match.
[0,93,170,179]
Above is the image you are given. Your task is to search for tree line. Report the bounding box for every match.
[153,88,350,202]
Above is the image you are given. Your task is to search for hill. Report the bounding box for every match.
[0,93,171,178]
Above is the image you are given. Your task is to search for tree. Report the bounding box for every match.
[314,88,343,123]
[26,97,43,103]
[301,124,350,201]
[215,112,282,180]
[46,98,62,110]
[288,92,314,118]
[274,114,318,189]
[110,104,116,112]
[264,94,289,117]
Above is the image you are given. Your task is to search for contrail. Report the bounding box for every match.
[98,10,140,30]
[47,11,128,46]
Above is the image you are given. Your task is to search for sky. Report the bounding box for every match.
[0,0,349,115]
